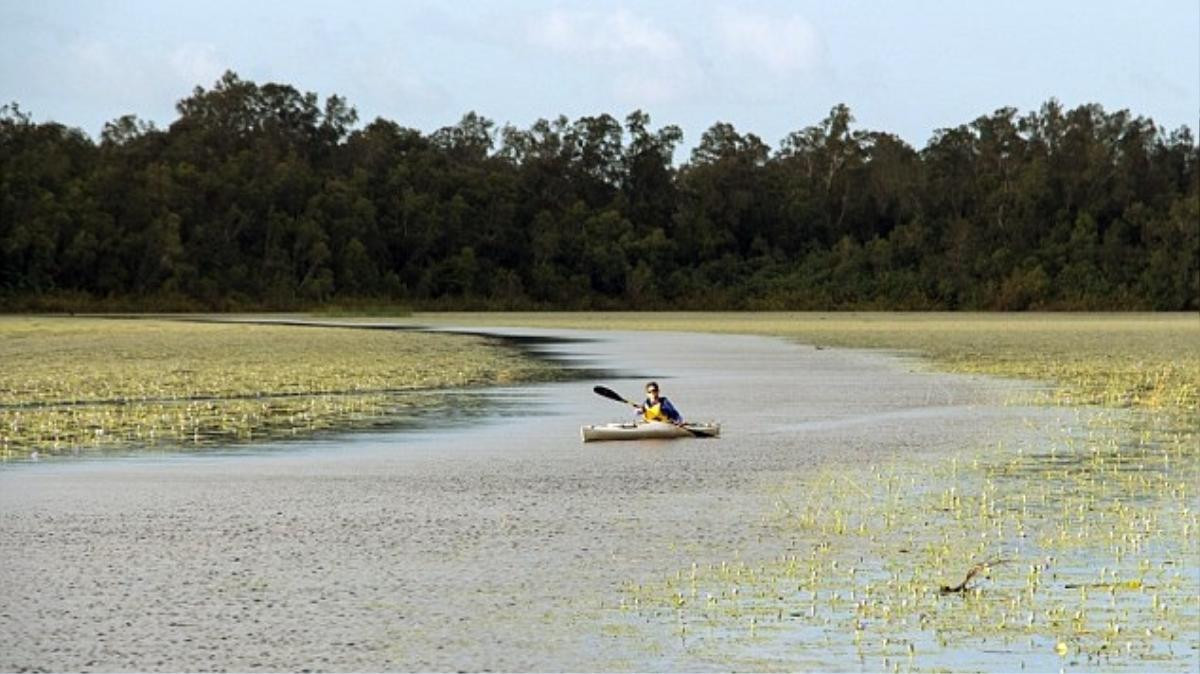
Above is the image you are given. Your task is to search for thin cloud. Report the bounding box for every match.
[716,9,825,75]
[168,43,225,91]
[58,38,228,128]
[614,71,688,106]
[67,38,124,92]
[63,38,166,108]
[525,7,700,105]
[528,7,683,61]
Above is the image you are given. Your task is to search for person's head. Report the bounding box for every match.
[645,381,660,401]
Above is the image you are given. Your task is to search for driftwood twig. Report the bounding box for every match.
[940,558,1010,594]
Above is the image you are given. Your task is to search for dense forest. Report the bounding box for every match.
[1,71,1196,311]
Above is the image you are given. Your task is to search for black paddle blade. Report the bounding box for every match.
[593,385,630,404]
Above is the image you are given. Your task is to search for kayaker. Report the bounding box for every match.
[635,381,683,424]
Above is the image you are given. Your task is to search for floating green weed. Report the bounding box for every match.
[0,317,554,458]
[608,410,1198,671]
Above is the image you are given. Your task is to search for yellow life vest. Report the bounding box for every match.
[643,401,668,422]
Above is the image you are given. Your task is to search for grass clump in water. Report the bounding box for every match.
[610,412,1198,671]
[0,316,554,458]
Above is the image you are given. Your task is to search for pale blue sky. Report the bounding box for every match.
[2,0,1197,152]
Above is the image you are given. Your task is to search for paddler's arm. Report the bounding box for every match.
[661,398,683,424]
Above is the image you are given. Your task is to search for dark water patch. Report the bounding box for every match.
[162,315,629,381]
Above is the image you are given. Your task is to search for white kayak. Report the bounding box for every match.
[580,421,721,442]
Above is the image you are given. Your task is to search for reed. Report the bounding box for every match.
[0,317,553,458]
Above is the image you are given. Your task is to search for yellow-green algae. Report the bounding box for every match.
[0,316,553,458]
[408,312,1197,671]
[611,411,1197,671]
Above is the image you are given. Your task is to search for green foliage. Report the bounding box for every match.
[1,77,1196,311]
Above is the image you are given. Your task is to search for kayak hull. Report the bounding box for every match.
[580,421,720,442]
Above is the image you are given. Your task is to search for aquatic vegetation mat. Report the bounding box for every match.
[418,312,1200,413]
[605,410,1198,671]
[0,317,555,458]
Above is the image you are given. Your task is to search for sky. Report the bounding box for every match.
[2,0,1197,154]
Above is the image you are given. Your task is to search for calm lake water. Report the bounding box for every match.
[1,326,1194,672]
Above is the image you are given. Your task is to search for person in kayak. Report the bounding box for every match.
[635,381,683,424]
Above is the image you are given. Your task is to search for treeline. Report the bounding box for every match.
[1,71,1196,311]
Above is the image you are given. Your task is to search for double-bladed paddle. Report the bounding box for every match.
[591,385,714,438]
[592,385,637,407]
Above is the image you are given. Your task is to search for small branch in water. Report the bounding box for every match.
[940,558,1010,595]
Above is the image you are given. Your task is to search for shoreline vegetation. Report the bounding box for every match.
[0,316,558,459]
[2,73,1196,314]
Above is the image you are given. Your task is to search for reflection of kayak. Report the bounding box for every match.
[580,421,721,442]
